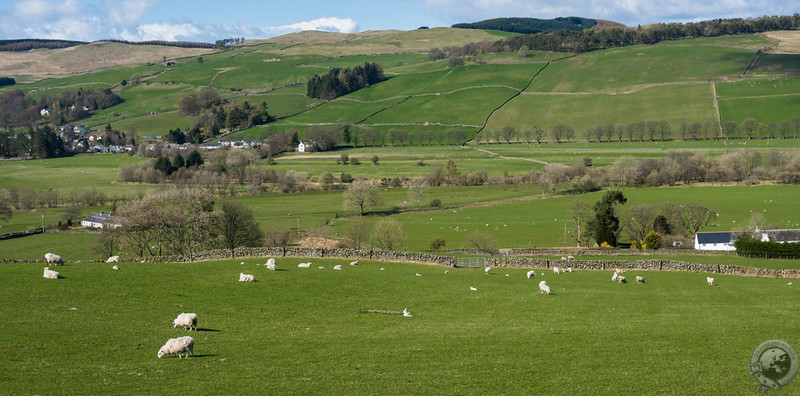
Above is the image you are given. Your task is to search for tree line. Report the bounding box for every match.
[0,39,85,52]
[452,17,597,34]
[307,62,386,100]
[0,126,67,158]
[477,117,800,144]
[0,87,122,132]
[214,37,246,49]
[178,90,272,142]
[429,14,800,60]
[94,39,214,49]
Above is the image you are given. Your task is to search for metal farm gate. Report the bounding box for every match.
[456,257,486,268]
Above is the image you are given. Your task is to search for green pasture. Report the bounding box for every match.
[717,77,800,98]
[421,63,544,93]
[1,259,797,394]
[547,254,800,271]
[345,70,451,101]
[16,64,161,97]
[749,53,800,76]
[310,53,429,69]
[718,95,800,126]
[281,97,407,125]
[489,83,717,133]
[0,232,96,260]
[365,87,515,127]
[527,42,758,93]
[106,111,193,137]
[474,138,800,150]
[0,154,148,195]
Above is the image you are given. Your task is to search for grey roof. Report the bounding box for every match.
[696,232,733,244]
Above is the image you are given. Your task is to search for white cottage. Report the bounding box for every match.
[297,141,306,152]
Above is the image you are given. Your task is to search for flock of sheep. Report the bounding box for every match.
[39,251,724,359]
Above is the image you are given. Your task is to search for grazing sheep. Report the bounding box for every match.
[469,286,477,291]
[611,272,619,282]
[173,313,197,331]
[240,262,246,265]
[484,266,491,275]
[266,258,276,271]
[112,265,119,270]
[158,336,194,358]
[106,255,119,263]
[43,267,60,279]
[539,280,551,295]
[560,256,567,261]
[297,262,311,268]
[349,261,358,266]
[444,270,449,274]
[616,276,627,283]
[402,308,413,317]
[565,267,573,273]
[44,253,63,265]
[635,276,645,284]
[615,268,626,274]
[333,265,342,270]
[526,270,536,279]
[239,273,255,282]
[707,277,715,286]
[567,255,574,260]
[553,266,560,274]
[416,273,422,277]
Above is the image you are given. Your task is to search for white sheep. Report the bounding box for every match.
[560,256,567,261]
[416,273,422,277]
[266,258,276,271]
[635,276,645,284]
[611,272,619,282]
[44,253,63,265]
[112,265,119,270]
[469,286,477,291]
[539,280,551,295]
[297,262,311,268]
[616,276,627,283]
[526,270,536,279]
[484,266,491,275]
[158,336,194,358]
[106,255,119,263]
[402,308,413,317]
[349,261,358,266]
[239,273,255,282]
[567,255,574,260]
[565,267,573,273]
[43,267,60,279]
[173,313,197,331]
[553,266,560,274]
[707,277,715,286]
[333,265,342,270]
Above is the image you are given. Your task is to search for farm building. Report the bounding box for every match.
[80,212,123,229]
[694,229,800,251]
[297,141,306,152]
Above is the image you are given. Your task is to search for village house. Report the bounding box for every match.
[694,228,800,251]
[80,212,123,229]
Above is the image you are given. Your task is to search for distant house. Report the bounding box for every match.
[80,212,123,229]
[694,228,800,251]
[694,232,736,251]
[40,108,52,116]
[297,141,306,152]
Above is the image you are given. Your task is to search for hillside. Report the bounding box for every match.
[452,16,598,34]
[1,27,799,146]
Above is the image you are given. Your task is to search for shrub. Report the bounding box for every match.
[643,231,662,250]
[371,155,379,165]
[429,238,446,250]
[350,157,360,165]
[430,199,441,208]
[340,173,354,183]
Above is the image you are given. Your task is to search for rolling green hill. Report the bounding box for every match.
[2,28,799,145]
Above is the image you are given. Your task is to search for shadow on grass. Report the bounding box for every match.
[195,328,220,332]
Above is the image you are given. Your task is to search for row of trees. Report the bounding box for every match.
[93,189,262,259]
[479,117,800,144]
[0,126,68,158]
[428,15,800,64]
[734,234,800,258]
[0,87,122,131]
[0,186,111,211]
[306,62,386,100]
[0,39,84,51]
[453,17,597,34]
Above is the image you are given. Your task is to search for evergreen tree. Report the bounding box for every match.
[588,190,627,247]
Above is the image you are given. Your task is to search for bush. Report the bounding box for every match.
[643,231,662,250]
[371,155,379,165]
[350,157,360,165]
[430,199,441,207]
[340,173,354,183]
[429,238,446,250]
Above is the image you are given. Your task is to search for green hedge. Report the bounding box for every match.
[734,234,800,258]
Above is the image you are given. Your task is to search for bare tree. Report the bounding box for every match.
[372,218,406,250]
[408,178,429,207]
[216,199,264,257]
[532,125,546,143]
[343,180,383,215]
[91,227,122,259]
[343,217,370,249]
[622,203,656,244]
[465,230,496,252]
[567,199,592,247]
[678,202,717,236]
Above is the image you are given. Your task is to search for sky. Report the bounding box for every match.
[0,0,798,42]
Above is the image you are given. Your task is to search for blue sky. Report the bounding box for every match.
[1,0,798,42]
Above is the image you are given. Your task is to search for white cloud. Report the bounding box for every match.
[104,0,159,30]
[260,17,359,37]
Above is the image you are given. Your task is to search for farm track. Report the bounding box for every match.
[469,146,548,165]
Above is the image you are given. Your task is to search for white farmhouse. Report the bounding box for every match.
[297,141,306,152]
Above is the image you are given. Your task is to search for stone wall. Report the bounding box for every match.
[0,229,43,241]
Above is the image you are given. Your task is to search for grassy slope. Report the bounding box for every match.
[0,259,796,394]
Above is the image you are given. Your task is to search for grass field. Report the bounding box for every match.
[1,258,797,394]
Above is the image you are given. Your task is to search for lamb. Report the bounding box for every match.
[526,270,536,279]
[611,272,619,282]
[43,267,60,279]
[157,336,194,358]
[106,255,119,263]
[44,253,63,265]
[173,313,197,331]
[297,262,311,268]
[484,266,491,275]
[567,255,574,260]
[553,266,560,274]
[616,276,627,283]
[239,273,255,282]
[349,261,358,266]
[402,308,413,317]
[333,265,342,270]
[635,276,645,284]
[538,280,551,295]
[707,277,715,286]
[266,258,276,271]
[112,265,119,270]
